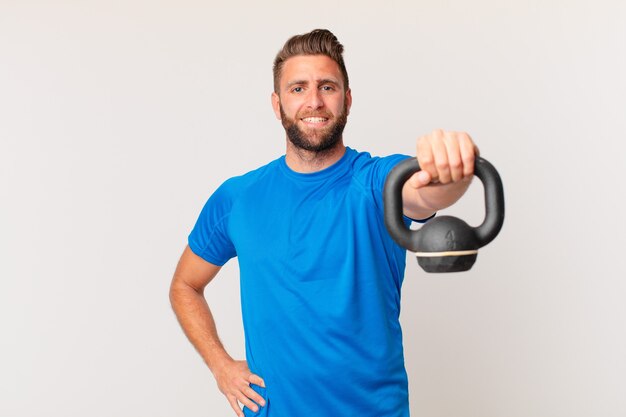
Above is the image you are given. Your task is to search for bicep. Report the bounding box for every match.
[172,245,222,292]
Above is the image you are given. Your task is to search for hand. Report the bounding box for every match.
[214,358,266,417]
[408,129,478,189]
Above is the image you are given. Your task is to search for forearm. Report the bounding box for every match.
[418,176,473,211]
[405,176,473,219]
[170,248,266,416]
[170,281,232,374]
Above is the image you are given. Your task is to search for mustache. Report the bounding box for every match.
[296,110,333,119]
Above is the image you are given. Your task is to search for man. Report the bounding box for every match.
[170,29,476,417]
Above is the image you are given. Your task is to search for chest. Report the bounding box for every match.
[228,177,380,279]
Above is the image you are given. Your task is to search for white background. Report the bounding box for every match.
[1,1,625,416]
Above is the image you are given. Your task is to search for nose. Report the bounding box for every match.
[306,89,324,109]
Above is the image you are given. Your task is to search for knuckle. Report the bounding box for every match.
[449,158,462,170]
[435,160,449,170]
[443,134,455,145]
[419,151,433,163]
[462,154,475,165]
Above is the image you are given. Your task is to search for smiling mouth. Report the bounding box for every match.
[301,116,329,124]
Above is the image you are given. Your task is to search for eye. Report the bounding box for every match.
[320,85,334,91]
[292,86,304,93]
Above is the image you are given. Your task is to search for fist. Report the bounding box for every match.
[410,129,478,188]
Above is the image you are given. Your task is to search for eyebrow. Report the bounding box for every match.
[285,78,341,89]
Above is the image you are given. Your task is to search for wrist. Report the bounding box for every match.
[207,351,234,376]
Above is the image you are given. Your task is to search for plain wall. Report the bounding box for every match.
[1,1,625,416]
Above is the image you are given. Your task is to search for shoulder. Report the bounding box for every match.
[216,157,282,198]
[192,156,282,229]
[348,148,411,190]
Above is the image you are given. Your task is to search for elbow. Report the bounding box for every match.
[169,277,179,310]
[169,275,188,310]
[169,274,204,310]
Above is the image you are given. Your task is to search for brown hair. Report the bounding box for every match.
[272,29,349,93]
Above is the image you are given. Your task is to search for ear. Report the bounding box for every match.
[271,92,282,120]
[345,88,352,116]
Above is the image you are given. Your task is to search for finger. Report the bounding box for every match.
[416,133,436,182]
[443,131,463,182]
[458,132,476,178]
[407,171,431,189]
[243,385,266,407]
[236,392,260,413]
[248,373,266,388]
[430,130,450,183]
[227,395,244,417]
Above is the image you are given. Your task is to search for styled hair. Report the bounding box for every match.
[272,29,349,93]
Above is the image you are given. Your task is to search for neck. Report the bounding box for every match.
[285,140,346,173]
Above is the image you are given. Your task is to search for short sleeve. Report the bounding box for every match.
[371,153,412,192]
[188,180,237,266]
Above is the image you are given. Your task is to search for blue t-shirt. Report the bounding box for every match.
[189,147,413,417]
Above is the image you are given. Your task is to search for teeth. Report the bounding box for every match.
[302,117,327,123]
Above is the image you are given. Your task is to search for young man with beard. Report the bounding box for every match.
[170,29,477,417]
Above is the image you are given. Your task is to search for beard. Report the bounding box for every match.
[280,103,348,154]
